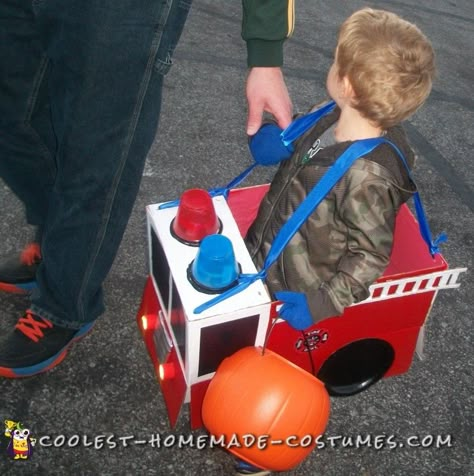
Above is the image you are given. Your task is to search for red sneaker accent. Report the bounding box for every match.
[0,317,95,378]
[0,368,16,378]
[0,351,68,378]
[15,311,53,342]
[20,243,41,266]
[0,282,30,294]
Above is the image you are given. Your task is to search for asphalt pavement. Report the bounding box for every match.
[1,1,473,475]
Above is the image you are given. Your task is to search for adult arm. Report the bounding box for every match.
[242,0,295,134]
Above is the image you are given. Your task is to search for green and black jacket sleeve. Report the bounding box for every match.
[242,0,295,67]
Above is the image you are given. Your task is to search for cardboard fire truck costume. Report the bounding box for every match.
[137,104,466,429]
[137,182,466,429]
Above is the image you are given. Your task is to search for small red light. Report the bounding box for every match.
[159,363,176,380]
[140,314,158,333]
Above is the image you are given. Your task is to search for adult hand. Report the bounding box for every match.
[246,67,292,135]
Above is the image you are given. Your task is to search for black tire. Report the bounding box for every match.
[317,338,395,397]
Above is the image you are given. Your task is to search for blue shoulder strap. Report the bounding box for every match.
[155,100,445,313]
[194,137,446,314]
[194,138,390,313]
[380,139,447,256]
[281,100,336,146]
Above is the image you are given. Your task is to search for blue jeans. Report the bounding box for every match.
[0,0,192,328]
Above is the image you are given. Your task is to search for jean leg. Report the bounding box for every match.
[0,0,56,228]
[29,0,192,328]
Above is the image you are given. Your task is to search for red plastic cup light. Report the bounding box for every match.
[170,189,221,246]
[188,234,240,294]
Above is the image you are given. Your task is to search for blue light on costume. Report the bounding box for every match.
[190,234,239,293]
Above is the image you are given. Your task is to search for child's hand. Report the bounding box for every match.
[275,291,314,330]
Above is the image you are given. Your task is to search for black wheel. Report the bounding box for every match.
[317,338,395,397]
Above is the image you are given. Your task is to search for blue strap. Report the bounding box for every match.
[158,163,257,209]
[281,100,336,146]
[208,163,258,199]
[262,139,386,268]
[194,137,446,314]
[194,138,386,314]
[380,139,447,255]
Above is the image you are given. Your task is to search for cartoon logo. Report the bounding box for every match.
[295,328,329,352]
[4,420,36,460]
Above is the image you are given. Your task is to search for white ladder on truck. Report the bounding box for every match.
[355,267,467,305]
[353,267,467,360]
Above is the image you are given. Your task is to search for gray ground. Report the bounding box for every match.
[1,1,473,475]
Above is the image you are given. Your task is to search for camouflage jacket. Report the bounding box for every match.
[245,105,417,323]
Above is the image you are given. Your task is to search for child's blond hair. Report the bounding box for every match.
[336,8,435,129]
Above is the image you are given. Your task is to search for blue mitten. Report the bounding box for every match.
[248,124,294,166]
[274,291,314,330]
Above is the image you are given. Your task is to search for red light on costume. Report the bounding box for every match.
[159,363,176,380]
[140,314,158,333]
[171,189,221,245]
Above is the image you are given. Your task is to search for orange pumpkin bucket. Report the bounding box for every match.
[202,346,330,472]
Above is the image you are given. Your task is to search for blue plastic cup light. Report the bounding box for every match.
[189,234,240,294]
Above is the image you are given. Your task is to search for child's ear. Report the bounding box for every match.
[341,76,355,99]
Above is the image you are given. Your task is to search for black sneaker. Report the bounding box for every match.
[235,460,271,476]
[0,243,40,294]
[0,310,94,378]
